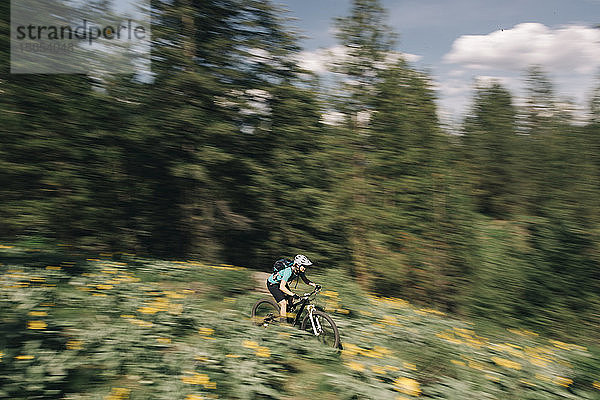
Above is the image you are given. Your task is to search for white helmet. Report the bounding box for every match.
[294,254,313,267]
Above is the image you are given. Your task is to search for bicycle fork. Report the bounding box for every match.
[307,305,322,336]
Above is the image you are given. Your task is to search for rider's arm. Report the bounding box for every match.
[279,279,295,296]
[279,269,296,296]
[299,272,316,287]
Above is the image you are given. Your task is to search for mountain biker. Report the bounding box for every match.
[267,254,320,323]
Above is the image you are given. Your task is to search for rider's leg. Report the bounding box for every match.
[278,299,287,323]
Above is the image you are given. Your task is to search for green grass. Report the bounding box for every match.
[1,247,599,399]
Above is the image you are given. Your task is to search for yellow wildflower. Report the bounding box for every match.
[168,303,184,315]
[454,327,475,335]
[186,395,204,400]
[453,328,473,339]
[419,308,445,316]
[535,374,552,383]
[380,315,400,326]
[553,376,573,388]
[198,327,214,336]
[549,340,571,350]
[164,291,186,299]
[528,356,549,368]
[157,338,171,344]
[373,346,392,355]
[181,373,215,389]
[491,357,522,370]
[182,373,210,385]
[15,355,35,360]
[363,348,384,359]
[341,343,361,357]
[519,379,537,388]
[436,331,462,345]
[370,365,387,375]
[485,374,501,382]
[137,307,159,314]
[105,387,130,400]
[27,321,47,330]
[593,381,600,390]
[226,354,241,358]
[394,377,421,397]
[242,340,259,349]
[451,359,466,367]
[468,360,485,370]
[346,361,365,372]
[256,346,270,358]
[466,338,484,348]
[67,340,84,350]
[129,319,153,327]
[508,328,538,337]
[28,311,48,317]
[403,362,417,371]
[557,359,573,368]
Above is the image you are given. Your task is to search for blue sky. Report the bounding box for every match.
[276,0,600,121]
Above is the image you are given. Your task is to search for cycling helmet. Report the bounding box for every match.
[294,254,313,267]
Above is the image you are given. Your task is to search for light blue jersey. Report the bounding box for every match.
[268,266,299,284]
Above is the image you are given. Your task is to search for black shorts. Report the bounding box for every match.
[267,281,288,303]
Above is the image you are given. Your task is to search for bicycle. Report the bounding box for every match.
[251,286,341,348]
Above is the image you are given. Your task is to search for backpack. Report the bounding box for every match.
[273,258,293,273]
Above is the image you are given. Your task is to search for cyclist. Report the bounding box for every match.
[267,254,320,323]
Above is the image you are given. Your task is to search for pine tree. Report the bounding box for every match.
[462,82,518,218]
[328,0,397,287]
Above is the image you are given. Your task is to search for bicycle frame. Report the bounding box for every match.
[253,286,340,348]
[287,288,319,327]
[288,296,310,326]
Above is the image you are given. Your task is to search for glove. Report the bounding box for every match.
[315,284,322,291]
[292,293,300,300]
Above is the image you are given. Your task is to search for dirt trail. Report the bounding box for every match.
[251,271,271,294]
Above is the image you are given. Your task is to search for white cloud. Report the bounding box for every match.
[297,46,422,74]
[320,110,346,126]
[297,45,347,74]
[443,23,600,74]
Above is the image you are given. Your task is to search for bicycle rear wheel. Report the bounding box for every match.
[300,310,340,348]
[251,298,280,327]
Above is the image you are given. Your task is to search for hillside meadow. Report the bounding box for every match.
[1,245,599,400]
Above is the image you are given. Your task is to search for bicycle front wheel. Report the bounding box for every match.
[251,298,280,327]
[300,310,340,348]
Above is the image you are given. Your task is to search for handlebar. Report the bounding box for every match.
[302,285,322,298]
